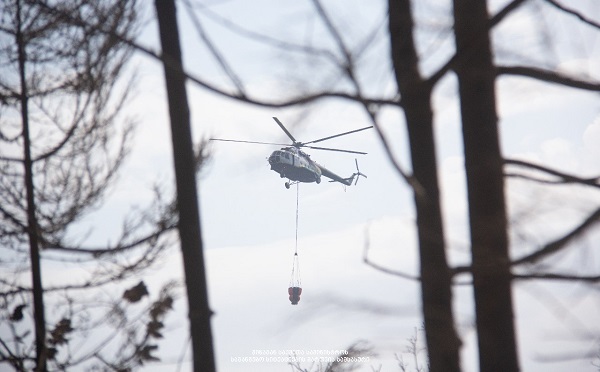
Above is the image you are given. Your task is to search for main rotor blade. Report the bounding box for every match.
[303,125,373,145]
[304,145,367,155]
[210,138,289,146]
[272,117,298,144]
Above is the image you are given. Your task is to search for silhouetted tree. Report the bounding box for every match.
[451,1,519,370]
[388,1,460,370]
[154,0,216,371]
[0,0,182,370]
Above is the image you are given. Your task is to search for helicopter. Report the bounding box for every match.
[210,117,372,189]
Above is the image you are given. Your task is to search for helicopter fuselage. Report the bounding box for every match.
[268,147,322,184]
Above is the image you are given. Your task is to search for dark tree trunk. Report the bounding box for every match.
[154,1,216,371]
[16,1,47,370]
[388,1,461,371]
[452,1,519,371]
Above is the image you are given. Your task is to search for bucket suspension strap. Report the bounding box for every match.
[289,252,301,287]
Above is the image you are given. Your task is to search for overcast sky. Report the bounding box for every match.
[40,0,600,371]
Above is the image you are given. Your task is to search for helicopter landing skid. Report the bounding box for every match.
[284,180,299,189]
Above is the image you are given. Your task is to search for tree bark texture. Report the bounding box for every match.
[452,1,520,371]
[154,1,216,371]
[388,1,461,371]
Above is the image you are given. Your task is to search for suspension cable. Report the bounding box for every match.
[295,182,299,255]
[289,182,301,290]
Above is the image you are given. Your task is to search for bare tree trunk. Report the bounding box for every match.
[388,1,461,371]
[154,1,216,371]
[452,1,519,371]
[16,1,47,370]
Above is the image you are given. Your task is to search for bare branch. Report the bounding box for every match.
[0,240,170,299]
[505,158,600,189]
[451,207,600,276]
[311,0,353,72]
[186,0,340,65]
[34,0,397,110]
[362,224,420,282]
[363,107,425,196]
[308,1,418,192]
[180,0,247,98]
[42,223,177,256]
[363,256,421,282]
[505,172,599,187]
[512,207,600,266]
[497,66,600,92]
[543,0,600,30]
[427,0,530,85]
[513,272,600,282]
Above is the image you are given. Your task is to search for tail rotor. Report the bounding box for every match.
[352,159,367,185]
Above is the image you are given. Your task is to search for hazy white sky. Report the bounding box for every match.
[40,0,600,371]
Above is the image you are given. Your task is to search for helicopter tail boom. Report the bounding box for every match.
[320,159,367,186]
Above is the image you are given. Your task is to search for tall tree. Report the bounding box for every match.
[0,0,180,370]
[388,1,461,371]
[14,0,47,368]
[154,1,216,371]
[452,1,519,371]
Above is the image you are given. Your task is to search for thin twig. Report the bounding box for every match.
[181,0,247,98]
[362,223,420,282]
